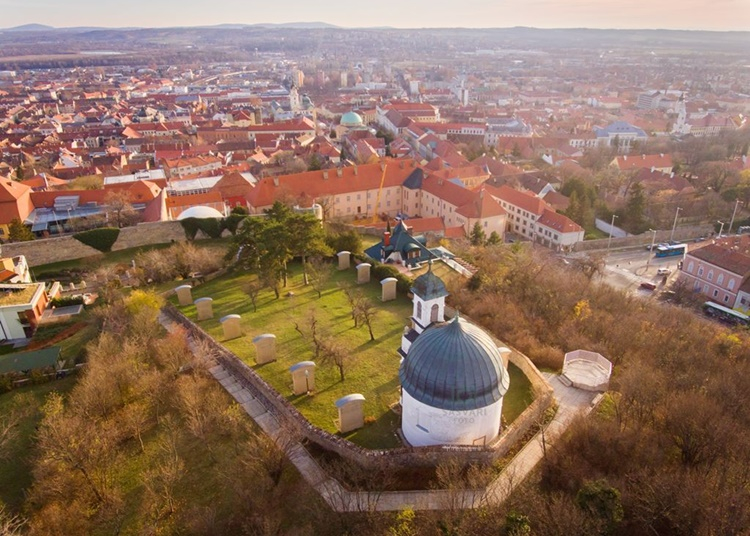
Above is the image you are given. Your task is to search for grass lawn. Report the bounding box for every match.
[172,261,534,450]
[31,237,232,280]
[0,376,78,513]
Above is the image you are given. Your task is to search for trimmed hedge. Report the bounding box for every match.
[370,262,413,294]
[73,227,120,253]
[180,217,226,239]
[50,296,85,307]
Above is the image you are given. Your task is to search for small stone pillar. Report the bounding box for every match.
[337,251,351,271]
[69,282,76,291]
[498,347,512,369]
[356,263,371,284]
[290,361,316,395]
[195,297,213,320]
[175,285,193,306]
[335,394,366,433]
[220,314,242,340]
[79,280,87,289]
[252,334,277,364]
[381,277,397,301]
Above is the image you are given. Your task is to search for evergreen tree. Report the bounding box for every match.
[470,222,486,246]
[623,182,647,234]
[8,218,33,242]
[487,231,502,245]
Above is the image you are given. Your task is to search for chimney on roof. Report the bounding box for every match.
[353,166,358,175]
[273,177,279,187]
[651,166,655,173]
[660,153,664,158]
[336,167,342,178]
[623,155,627,161]
[322,170,328,180]
[380,161,386,171]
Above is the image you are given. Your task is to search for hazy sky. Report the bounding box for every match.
[2,0,749,31]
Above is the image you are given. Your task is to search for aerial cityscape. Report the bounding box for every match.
[0,7,749,535]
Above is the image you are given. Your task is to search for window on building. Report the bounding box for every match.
[698,267,704,277]
[717,274,724,286]
[346,195,351,201]
[729,279,736,290]
[687,261,694,273]
[708,270,714,281]
[724,295,730,303]
[704,284,709,293]
[416,301,422,318]
[713,289,719,297]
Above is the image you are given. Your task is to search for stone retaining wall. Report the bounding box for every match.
[162,303,555,470]
[2,221,187,266]
[572,224,714,253]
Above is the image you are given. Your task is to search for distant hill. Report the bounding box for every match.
[5,23,55,32]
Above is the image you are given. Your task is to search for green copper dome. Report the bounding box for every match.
[399,316,509,411]
[340,111,363,127]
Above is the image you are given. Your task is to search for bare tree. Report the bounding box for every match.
[242,279,263,312]
[307,256,334,299]
[354,295,379,341]
[319,337,349,382]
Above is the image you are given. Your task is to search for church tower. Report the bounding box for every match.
[672,93,690,136]
[289,84,301,112]
[399,268,448,359]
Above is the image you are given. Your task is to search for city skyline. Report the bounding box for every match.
[2,0,749,32]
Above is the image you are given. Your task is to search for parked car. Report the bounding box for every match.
[657,268,672,276]
[640,281,657,290]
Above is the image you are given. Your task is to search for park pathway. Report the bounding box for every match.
[159,312,599,512]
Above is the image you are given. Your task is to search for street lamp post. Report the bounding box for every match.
[606,214,618,259]
[646,228,658,270]
[729,199,742,235]
[670,206,682,242]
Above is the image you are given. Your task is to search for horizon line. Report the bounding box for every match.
[3,22,750,33]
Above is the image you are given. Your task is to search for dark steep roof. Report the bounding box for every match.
[400,316,510,411]
[411,270,448,301]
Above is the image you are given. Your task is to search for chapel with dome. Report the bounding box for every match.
[398,269,510,447]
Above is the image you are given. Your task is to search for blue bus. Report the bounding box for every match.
[654,244,687,258]
[703,301,750,326]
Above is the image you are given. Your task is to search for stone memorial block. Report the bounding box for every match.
[290,361,316,395]
[337,251,351,271]
[335,394,366,433]
[252,334,277,365]
[69,282,76,291]
[498,347,512,368]
[175,285,193,306]
[381,277,397,302]
[79,280,87,289]
[356,263,371,284]
[195,297,214,320]
[220,314,242,340]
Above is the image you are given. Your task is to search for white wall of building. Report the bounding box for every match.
[401,390,503,447]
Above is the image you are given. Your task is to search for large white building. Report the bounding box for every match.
[399,271,510,447]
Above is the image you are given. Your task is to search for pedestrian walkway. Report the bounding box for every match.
[159,311,600,512]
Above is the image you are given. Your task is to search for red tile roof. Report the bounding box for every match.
[245,160,417,209]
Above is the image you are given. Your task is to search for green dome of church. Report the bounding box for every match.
[340,111,363,127]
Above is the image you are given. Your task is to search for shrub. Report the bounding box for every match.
[370,262,412,294]
[222,213,246,235]
[198,218,223,239]
[50,296,84,307]
[180,217,201,240]
[180,217,225,239]
[73,227,120,253]
[325,229,363,256]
